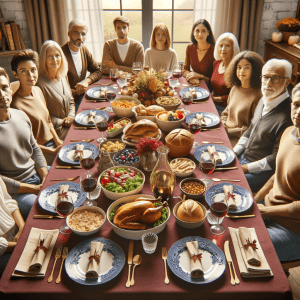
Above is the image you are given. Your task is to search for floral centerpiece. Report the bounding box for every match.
[123,68,175,107]
[276,18,300,32]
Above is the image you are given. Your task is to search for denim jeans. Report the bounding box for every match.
[214,103,225,116]
[75,94,84,113]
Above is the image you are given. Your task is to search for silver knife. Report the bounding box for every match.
[225,214,255,218]
[215,167,238,171]
[126,240,134,288]
[33,215,64,219]
[224,241,240,285]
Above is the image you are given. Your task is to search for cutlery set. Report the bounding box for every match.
[224,241,240,286]
[48,247,68,284]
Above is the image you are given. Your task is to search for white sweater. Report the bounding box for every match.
[0,178,19,256]
[144,48,178,72]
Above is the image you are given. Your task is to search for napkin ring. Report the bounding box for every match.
[192,253,202,262]
[211,152,218,157]
[227,192,235,201]
[89,251,100,264]
[34,240,48,254]
[243,238,258,251]
[74,150,83,155]
[59,191,68,200]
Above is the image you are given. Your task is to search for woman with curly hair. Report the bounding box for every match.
[183,19,215,88]
[221,51,264,147]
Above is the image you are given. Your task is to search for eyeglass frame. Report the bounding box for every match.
[260,75,290,84]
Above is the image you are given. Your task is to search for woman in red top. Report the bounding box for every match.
[183,19,215,90]
[211,32,240,115]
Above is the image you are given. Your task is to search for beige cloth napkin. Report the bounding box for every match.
[196,113,206,125]
[58,185,69,201]
[100,87,107,97]
[86,241,104,279]
[188,88,197,99]
[207,146,222,164]
[12,228,59,277]
[186,241,204,278]
[87,111,96,124]
[229,227,273,278]
[74,144,84,160]
[223,185,237,210]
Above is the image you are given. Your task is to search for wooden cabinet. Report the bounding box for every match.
[264,39,300,86]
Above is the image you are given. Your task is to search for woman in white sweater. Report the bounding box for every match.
[0,177,24,276]
[144,23,178,72]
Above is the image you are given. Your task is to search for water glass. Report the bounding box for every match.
[142,233,158,254]
[169,78,178,91]
[117,78,127,92]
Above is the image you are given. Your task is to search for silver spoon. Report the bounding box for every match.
[212,178,240,182]
[130,254,142,286]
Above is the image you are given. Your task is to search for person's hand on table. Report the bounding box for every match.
[211,94,223,103]
[62,116,74,127]
[75,79,90,95]
[257,203,269,218]
[189,78,200,85]
[13,227,23,242]
[186,71,203,82]
[241,164,249,174]
[102,60,117,69]
[18,182,42,195]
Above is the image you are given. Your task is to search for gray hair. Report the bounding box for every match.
[68,19,88,32]
[263,58,292,78]
[292,82,300,98]
[214,32,240,60]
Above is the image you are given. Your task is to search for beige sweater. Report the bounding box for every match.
[101,39,144,75]
[265,126,300,236]
[221,86,262,147]
[144,48,178,72]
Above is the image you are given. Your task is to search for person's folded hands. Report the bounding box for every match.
[62,116,74,127]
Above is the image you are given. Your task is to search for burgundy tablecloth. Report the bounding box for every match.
[0,78,292,300]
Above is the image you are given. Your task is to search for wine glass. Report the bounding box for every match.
[105,90,116,113]
[117,77,127,93]
[169,78,178,92]
[110,68,119,88]
[80,171,98,206]
[209,194,228,235]
[172,64,182,79]
[188,119,201,148]
[79,156,95,175]
[199,151,215,187]
[132,62,142,75]
[95,115,108,143]
[56,190,74,234]
[181,94,193,115]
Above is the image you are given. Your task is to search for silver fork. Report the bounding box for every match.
[56,247,68,284]
[48,246,62,283]
[162,247,169,285]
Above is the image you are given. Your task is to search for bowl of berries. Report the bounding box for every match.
[113,149,140,168]
[155,110,185,132]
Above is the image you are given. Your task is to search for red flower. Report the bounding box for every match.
[139,92,146,98]
[136,137,163,155]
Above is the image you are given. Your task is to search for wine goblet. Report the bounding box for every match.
[79,155,95,175]
[172,64,182,79]
[209,194,228,235]
[188,119,201,148]
[110,68,119,87]
[56,190,74,234]
[95,115,108,143]
[132,62,142,75]
[105,90,116,113]
[80,171,98,206]
[169,78,178,92]
[181,94,193,115]
[117,77,127,93]
[199,151,215,187]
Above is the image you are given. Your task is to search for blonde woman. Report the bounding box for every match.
[37,40,75,140]
[144,23,178,72]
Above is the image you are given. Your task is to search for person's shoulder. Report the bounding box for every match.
[213,60,221,68]
[37,74,48,84]
[105,39,117,46]
[168,48,177,55]
[61,42,68,51]
[130,39,144,48]
[10,108,29,120]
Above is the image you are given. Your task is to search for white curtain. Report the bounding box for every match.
[65,0,105,63]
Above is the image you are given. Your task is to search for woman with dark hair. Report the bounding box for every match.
[144,23,178,72]
[221,51,264,147]
[183,19,215,87]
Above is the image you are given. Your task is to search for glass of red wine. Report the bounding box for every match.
[110,68,119,87]
[172,64,182,79]
[188,119,201,148]
[80,172,98,206]
[132,62,142,75]
[56,190,74,234]
[209,194,228,235]
[95,115,108,143]
[199,151,215,187]
[105,90,117,113]
[80,155,95,175]
[182,94,193,115]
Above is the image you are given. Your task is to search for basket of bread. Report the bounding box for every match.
[165,128,194,157]
[132,104,165,122]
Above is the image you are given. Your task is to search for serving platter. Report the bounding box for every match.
[75,109,109,127]
[185,112,220,128]
[121,129,162,146]
[180,86,210,101]
[58,142,99,165]
[65,237,125,285]
[167,236,226,284]
[205,183,253,214]
[38,181,87,213]
[86,86,117,100]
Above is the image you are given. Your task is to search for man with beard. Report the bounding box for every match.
[233,59,293,193]
[61,19,102,110]
[101,16,144,75]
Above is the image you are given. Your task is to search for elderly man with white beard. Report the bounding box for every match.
[233,58,293,193]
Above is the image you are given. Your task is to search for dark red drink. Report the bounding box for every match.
[110,76,119,82]
[56,201,74,217]
[95,121,108,132]
[80,178,97,193]
[210,202,228,218]
[173,72,181,78]
[182,97,193,105]
[200,162,215,174]
[80,158,95,170]
[189,123,201,134]
[106,92,116,101]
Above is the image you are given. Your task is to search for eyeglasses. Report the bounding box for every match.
[260,75,289,84]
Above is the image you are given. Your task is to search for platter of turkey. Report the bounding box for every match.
[107,194,170,240]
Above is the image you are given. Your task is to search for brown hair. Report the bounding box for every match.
[11,49,39,73]
[190,19,215,46]
[224,50,264,89]
[150,23,171,49]
[113,16,130,28]
[0,67,10,83]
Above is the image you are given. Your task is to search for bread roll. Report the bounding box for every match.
[146,105,165,116]
[177,200,204,222]
[165,129,194,146]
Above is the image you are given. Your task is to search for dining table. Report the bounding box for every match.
[0,76,293,300]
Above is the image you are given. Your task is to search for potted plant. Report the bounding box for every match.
[276,17,300,42]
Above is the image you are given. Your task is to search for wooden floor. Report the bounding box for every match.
[288,266,300,300]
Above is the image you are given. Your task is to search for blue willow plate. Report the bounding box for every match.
[194,144,235,167]
[86,86,117,100]
[185,112,220,128]
[65,237,125,285]
[167,236,226,284]
[38,181,87,213]
[75,109,109,127]
[180,86,210,101]
[205,183,253,214]
[58,142,99,165]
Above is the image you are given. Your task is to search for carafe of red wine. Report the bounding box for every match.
[150,145,176,201]
[97,150,114,173]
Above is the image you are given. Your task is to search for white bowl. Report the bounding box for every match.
[99,139,126,158]
[173,201,207,229]
[107,194,170,240]
[66,206,106,236]
[107,118,131,138]
[170,158,196,177]
[111,97,141,118]
[132,106,157,122]
[98,166,145,200]
[155,111,185,132]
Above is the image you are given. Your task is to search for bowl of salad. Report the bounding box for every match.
[107,118,131,138]
[107,194,170,240]
[98,166,145,200]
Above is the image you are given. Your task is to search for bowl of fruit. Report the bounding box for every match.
[107,118,131,138]
[113,149,140,168]
[98,166,145,200]
[155,110,185,132]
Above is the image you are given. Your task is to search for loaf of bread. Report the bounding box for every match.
[124,119,159,142]
[145,105,165,116]
[177,200,204,222]
[165,129,194,146]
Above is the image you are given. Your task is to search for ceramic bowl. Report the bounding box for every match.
[113,149,140,168]
[156,96,182,111]
[179,177,206,200]
[155,111,185,133]
[170,158,196,177]
[111,97,140,118]
[99,139,126,158]
[106,118,131,138]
